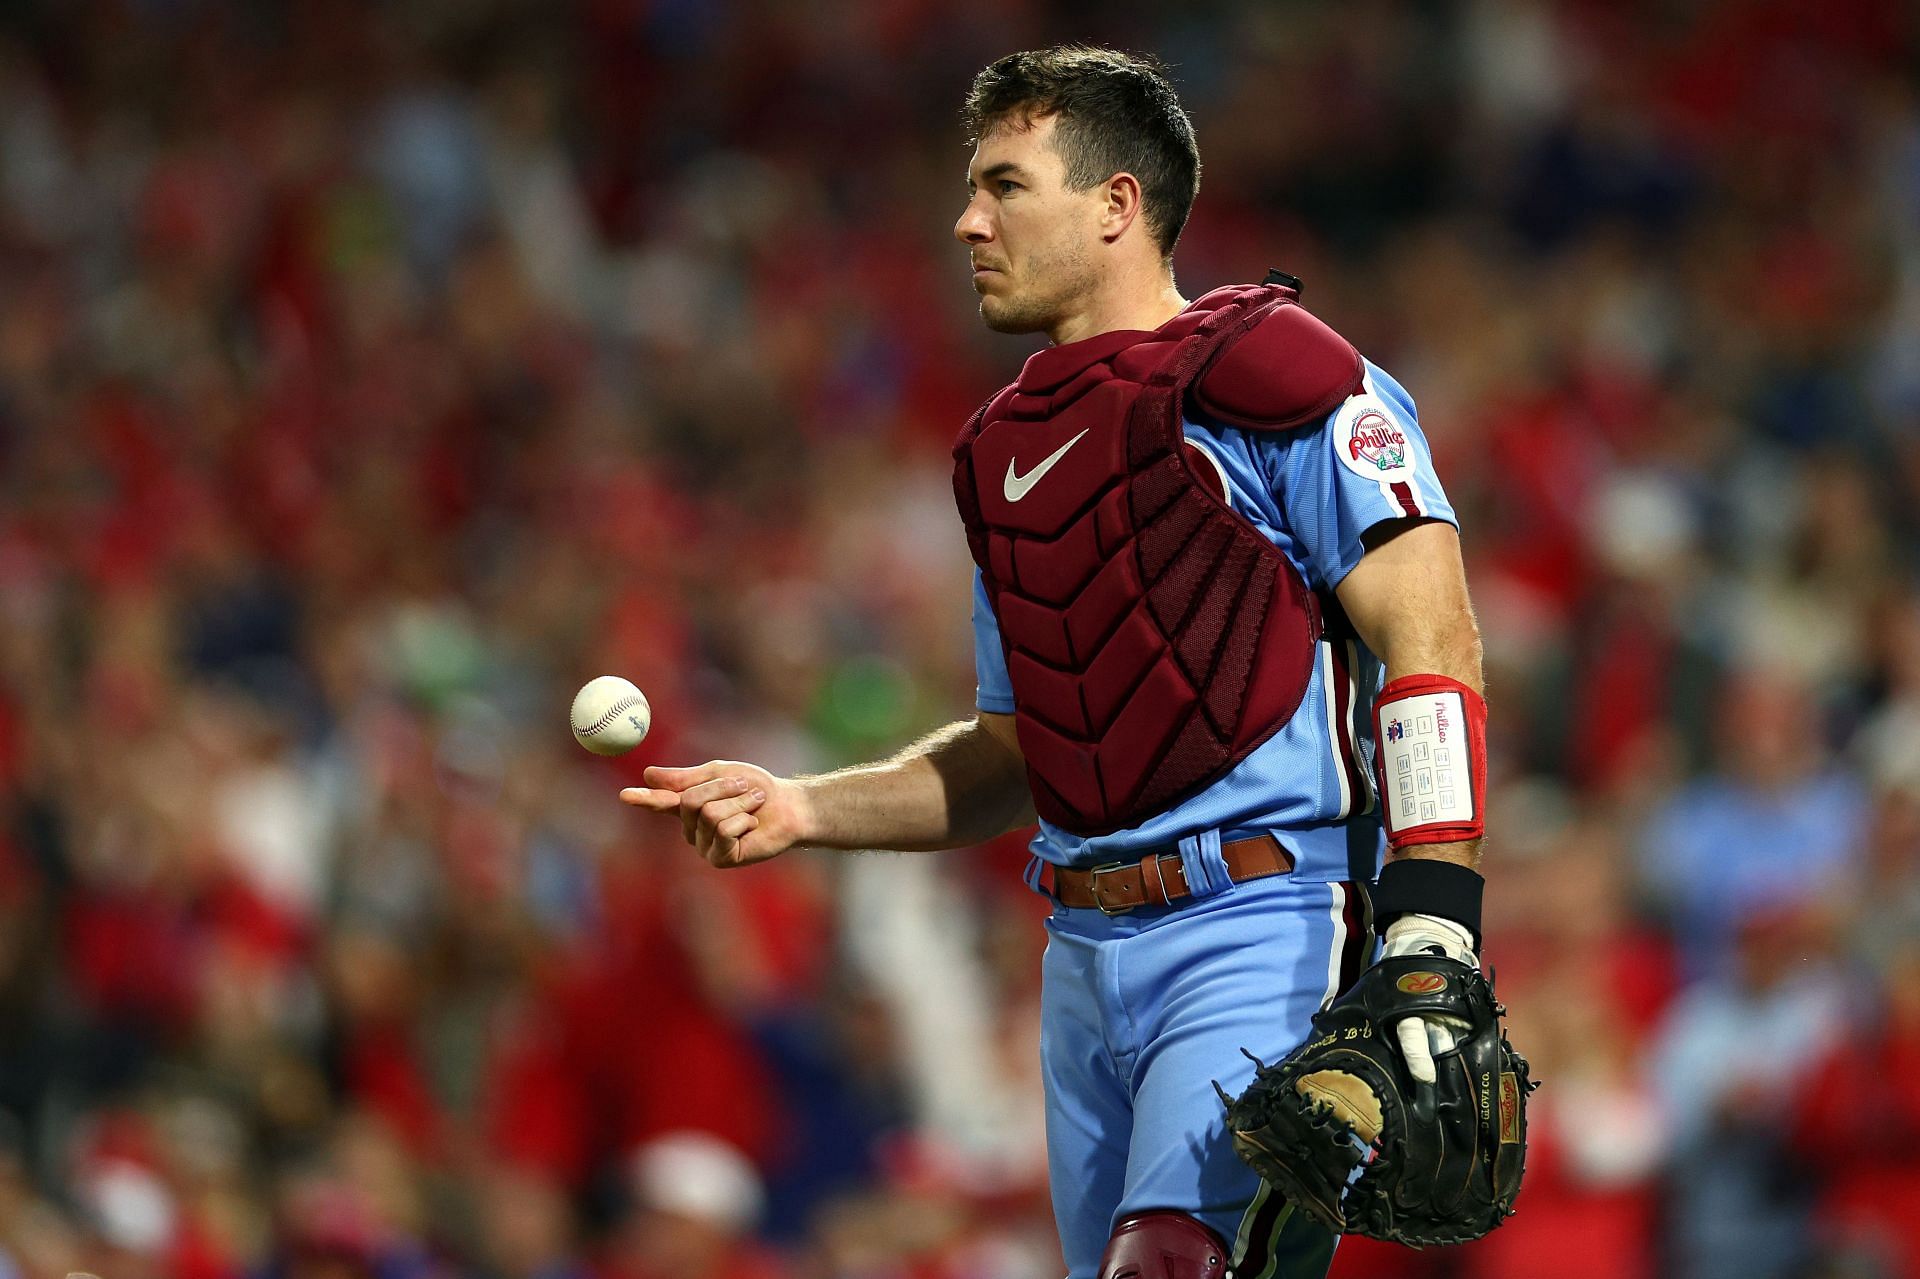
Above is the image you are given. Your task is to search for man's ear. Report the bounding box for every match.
[1101,172,1145,243]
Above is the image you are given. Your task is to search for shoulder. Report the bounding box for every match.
[1190,293,1364,432]
[1321,367,1430,484]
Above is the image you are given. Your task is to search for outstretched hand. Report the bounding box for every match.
[620,761,813,868]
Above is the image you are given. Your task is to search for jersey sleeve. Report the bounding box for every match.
[971,569,1016,714]
[1257,362,1458,592]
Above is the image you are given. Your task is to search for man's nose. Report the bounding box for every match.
[954,198,992,245]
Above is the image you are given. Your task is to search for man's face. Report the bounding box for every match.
[955,113,1106,336]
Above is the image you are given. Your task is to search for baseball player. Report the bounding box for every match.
[626,46,1499,1279]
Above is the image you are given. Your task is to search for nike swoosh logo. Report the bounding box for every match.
[1003,429,1090,503]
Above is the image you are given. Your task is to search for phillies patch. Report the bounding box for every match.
[1334,393,1415,481]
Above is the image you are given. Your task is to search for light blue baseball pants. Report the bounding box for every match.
[1040,871,1370,1279]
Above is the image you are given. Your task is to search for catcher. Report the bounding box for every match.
[625,45,1528,1278]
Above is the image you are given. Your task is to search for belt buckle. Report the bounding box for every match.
[1088,862,1133,915]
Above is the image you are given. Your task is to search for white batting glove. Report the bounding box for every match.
[1380,913,1479,1086]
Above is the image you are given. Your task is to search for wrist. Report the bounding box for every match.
[787,776,829,846]
[1382,913,1479,966]
[1371,674,1487,851]
[1372,856,1485,950]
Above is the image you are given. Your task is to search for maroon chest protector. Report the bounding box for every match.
[952,281,1364,835]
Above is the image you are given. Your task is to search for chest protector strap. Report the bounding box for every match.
[953,282,1363,835]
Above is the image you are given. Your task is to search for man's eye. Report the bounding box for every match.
[999,180,1021,194]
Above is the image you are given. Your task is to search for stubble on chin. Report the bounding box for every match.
[977,270,1078,336]
[979,292,1054,335]
[979,241,1096,337]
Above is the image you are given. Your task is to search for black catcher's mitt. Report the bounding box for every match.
[1223,954,1533,1246]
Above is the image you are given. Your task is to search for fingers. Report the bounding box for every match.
[700,812,762,868]
[1397,1018,1437,1086]
[699,791,766,831]
[622,762,731,811]
[620,765,770,867]
[675,776,761,843]
[619,779,746,828]
[644,763,726,790]
[714,812,759,841]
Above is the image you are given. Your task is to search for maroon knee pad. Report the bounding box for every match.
[1097,1212,1232,1279]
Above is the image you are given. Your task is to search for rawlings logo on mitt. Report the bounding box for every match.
[1222,955,1533,1247]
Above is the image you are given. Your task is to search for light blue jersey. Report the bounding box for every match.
[972,360,1458,884]
[983,352,1463,1278]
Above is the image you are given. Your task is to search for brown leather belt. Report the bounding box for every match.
[1048,834,1295,914]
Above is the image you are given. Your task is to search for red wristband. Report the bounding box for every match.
[1371,674,1487,850]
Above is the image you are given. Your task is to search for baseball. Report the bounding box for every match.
[570,675,651,756]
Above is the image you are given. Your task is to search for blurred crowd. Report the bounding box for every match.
[0,0,1917,1276]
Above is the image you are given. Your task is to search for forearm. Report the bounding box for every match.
[1335,521,1487,872]
[1380,613,1484,871]
[795,716,1033,852]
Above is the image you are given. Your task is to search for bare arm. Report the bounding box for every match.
[621,711,1034,867]
[796,710,1034,849]
[1333,519,1484,871]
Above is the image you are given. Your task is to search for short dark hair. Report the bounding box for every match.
[963,46,1200,260]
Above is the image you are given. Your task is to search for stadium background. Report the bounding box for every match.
[1,0,1917,1276]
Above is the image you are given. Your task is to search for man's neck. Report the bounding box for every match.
[1047,272,1188,346]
